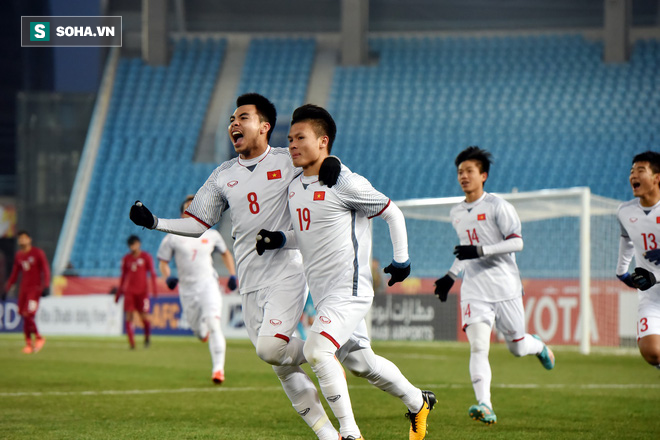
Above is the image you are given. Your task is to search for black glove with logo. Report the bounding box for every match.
[255,229,285,256]
[631,267,657,291]
[130,201,158,229]
[434,274,454,302]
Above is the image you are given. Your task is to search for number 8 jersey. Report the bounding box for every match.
[450,192,523,303]
[186,146,303,294]
[617,198,660,303]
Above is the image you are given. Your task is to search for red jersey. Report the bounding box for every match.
[119,251,157,296]
[4,247,50,294]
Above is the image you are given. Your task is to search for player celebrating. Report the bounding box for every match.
[4,230,50,354]
[433,146,555,425]
[129,94,342,440]
[257,104,436,440]
[117,235,157,349]
[616,151,660,369]
[157,195,238,384]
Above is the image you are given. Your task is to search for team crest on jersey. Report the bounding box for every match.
[477,213,486,221]
[629,217,638,223]
[270,319,282,326]
[227,180,238,187]
[656,217,660,224]
[289,192,295,199]
[267,170,282,180]
[313,191,325,201]
[319,316,331,324]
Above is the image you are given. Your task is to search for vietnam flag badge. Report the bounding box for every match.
[477,213,486,221]
[267,170,282,180]
[313,191,325,201]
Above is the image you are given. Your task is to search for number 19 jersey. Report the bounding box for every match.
[287,165,390,303]
[450,192,523,303]
[185,146,303,294]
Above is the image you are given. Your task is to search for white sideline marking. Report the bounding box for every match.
[0,386,283,398]
[3,383,659,398]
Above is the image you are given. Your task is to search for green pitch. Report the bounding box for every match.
[0,335,658,439]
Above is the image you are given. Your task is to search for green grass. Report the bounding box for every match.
[0,335,658,439]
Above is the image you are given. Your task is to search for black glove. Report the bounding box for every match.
[166,276,179,290]
[632,267,657,291]
[617,273,635,288]
[130,201,157,229]
[227,275,238,291]
[255,229,285,256]
[383,260,411,286]
[319,156,341,188]
[434,274,454,302]
[644,249,660,265]
[41,287,50,297]
[453,245,482,260]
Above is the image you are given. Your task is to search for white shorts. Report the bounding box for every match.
[241,273,307,346]
[461,296,526,342]
[310,294,373,349]
[637,300,660,339]
[336,318,372,362]
[179,278,222,337]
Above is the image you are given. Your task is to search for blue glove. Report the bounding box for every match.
[227,275,238,291]
[166,276,179,290]
[617,273,635,288]
[644,248,660,265]
[383,259,411,286]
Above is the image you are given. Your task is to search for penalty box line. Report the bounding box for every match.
[2,382,659,398]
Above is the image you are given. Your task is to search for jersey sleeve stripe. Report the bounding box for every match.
[274,333,290,343]
[505,233,522,240]
[320,331,341,349]
[368,199,391,219]
[185,211,212,228]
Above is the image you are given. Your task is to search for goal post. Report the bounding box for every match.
[372,187,627,354]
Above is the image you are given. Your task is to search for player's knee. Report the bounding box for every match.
[641,349,660,366]
[303,341,333,368]
[342,350,378,379]
[506,340,525,357]
[256,336,287,365]
[206,315,221,334]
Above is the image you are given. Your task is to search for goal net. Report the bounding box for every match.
[371,187,634,353]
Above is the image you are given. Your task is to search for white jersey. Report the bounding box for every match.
[157,229,227,290]
[287,165,389,303]
[617,198,660,305]
[186,146,303,294]
[450,192,523,302]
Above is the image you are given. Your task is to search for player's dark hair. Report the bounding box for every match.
[290,104,337,154]
[180,194,195,214]
[16,230,30,238]
[236,93,277,141]
[455,146,492,188]
[127,235,140,246]
[633,151,660,174]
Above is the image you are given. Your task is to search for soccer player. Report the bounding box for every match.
[4,230,50,354]
[157,195,238,384]
[616,151,660,369]
[257,104,436,440]
[129,93,342,440]
[433,146,555,425]
[117,235,157,349]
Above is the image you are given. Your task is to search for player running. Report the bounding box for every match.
[117,235,157,349]
[433,146,555,425]
[157,195,238,384]
[615,151,660,369]
[257,104,436,440]
[129,93,342,440]
[4,230,50,354]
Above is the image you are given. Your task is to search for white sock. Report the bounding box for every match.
[507,333,544,357]
[305,332,361,438]
[273,365,338,440]
[343,348,423,413]
[207,316,226,372]
[466,322,493,409]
